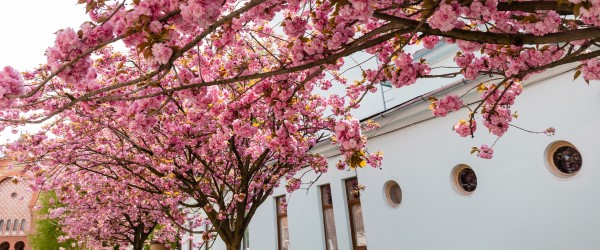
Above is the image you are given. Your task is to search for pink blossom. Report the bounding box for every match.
[149,21,163,34]
[179,0,222,29]
[151,43,173,65]
[282,17,307,37]
[46,28,94,84]
[582,59,600,81]
[422,36,440,49]
[457,40,483,52]
[431,95,463,117]
[477,145,494,159]
[285,178,302,192]
[390,53,430,87]
[429,4,459,32]
[0,66,25,108]
[482,105,512,136]
[523,11,560,36]
[453,119,477,137]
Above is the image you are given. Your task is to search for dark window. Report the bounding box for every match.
[458,168,477,192]
[276,196,289,250]
[0,242,9,250]
[0,220,4,233]
[15,241,24,250]
[384,181,402,207]
[20,219,26,231]
[5,220,10,231]
[321,185,338,250]
[12,219,18,231]
[346,178,367,250]
[553,146,582,174]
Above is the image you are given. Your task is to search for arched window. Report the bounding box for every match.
[0,220,4,233]
[20,220,26,231]
[0,242,9,250]
[12,219,18,231]
[5,220,10,231]
[14,241,24,250]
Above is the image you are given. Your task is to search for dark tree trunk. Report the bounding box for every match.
[226,240,242,250]
[222,230,244,250]
[133,224,154,250]
[133,240,145,250]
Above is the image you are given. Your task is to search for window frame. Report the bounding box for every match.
[275,196,289,250]
[383,180,402,208]
[320,184,338,250]
[451,164,477,195]
[546,140,583,178]
[345,178,367,250]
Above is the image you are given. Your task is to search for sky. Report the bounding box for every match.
[0,1,88,70]
[0,1,88,143]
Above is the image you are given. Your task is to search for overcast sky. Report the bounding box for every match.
[0,1,88,70]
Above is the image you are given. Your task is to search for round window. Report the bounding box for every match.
[11,192,17,198]
[452,165,477,195]
[383,181,402,207]
[546,141,582,178]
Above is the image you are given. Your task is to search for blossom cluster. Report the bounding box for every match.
[430,95,464,117]
[0,66,25,109]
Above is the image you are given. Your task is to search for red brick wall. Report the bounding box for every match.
[0,177,33,250]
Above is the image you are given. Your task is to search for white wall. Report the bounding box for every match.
[247,68,600,250]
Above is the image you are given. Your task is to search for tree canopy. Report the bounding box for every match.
[2,0,599,248]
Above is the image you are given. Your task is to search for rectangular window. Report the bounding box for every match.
[346,178,367,250]
[276,196,290,250]
[321,184,339,250]
[242,228,250,250]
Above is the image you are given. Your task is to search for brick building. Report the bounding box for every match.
[0,159,38,250]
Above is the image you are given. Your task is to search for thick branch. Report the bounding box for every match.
[496,1,574,14]
[374,12,600,45]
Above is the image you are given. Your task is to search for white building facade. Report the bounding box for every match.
[185,44,600,250]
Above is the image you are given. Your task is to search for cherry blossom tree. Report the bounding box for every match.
[42,173,178,250]
[9,136,180,249]
[2,0,600,248]
[5,47,378,249]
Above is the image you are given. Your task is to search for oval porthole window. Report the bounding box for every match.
[546,141,582,178]
[10,192,17,198]
[452,164,477,195]
[383,181,402,207]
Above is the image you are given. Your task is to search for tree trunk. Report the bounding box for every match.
[226,237,243,250]
[133,240,145,250]
[226,243,241,250]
